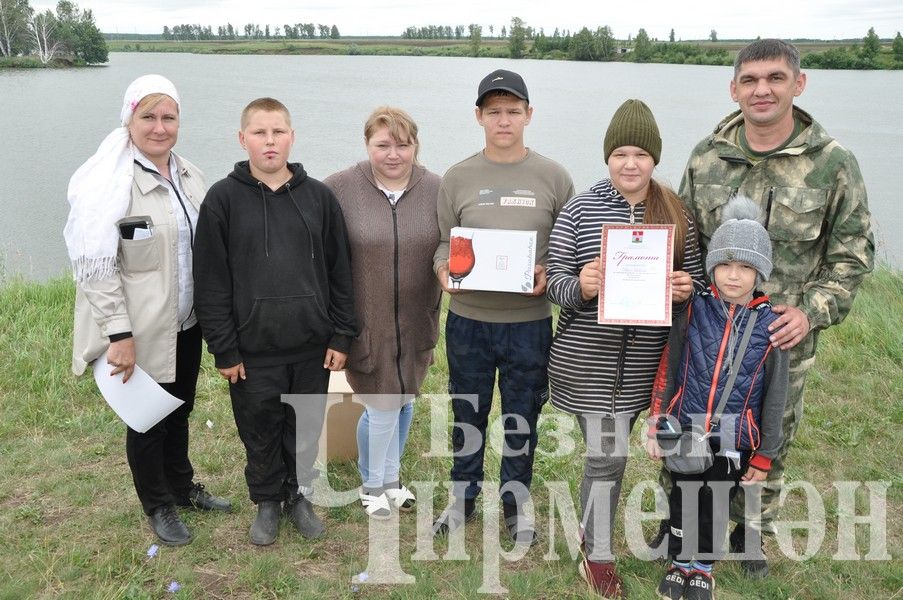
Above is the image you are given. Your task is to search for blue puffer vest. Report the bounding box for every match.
[665,289,778,451]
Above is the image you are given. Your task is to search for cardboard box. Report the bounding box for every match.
[448,227,536,293]
[317,371,364,463]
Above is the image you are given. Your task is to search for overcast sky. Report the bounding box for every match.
[31,0,903,39]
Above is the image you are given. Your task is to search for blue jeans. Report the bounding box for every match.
[357,401,414,490]
[446,312,552,504]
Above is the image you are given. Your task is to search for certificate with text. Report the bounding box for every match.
[598,224,674,326]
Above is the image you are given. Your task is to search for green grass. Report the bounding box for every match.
[0,56,86,69]
[0,270,899,598]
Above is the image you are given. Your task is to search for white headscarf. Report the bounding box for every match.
[64,74,181,283]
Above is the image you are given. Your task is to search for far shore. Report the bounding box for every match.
[105,37,901,70]
[4,37,900,69]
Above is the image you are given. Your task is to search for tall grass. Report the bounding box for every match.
[0,270,899,598]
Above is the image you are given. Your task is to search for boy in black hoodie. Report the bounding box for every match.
[194,98,357,546]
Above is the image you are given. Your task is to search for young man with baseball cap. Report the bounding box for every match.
[432,69,574,544]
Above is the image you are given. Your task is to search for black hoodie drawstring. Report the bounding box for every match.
[285,183,316,261]
[257,182,270,257]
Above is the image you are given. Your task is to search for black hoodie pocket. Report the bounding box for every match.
[237,295,333,354]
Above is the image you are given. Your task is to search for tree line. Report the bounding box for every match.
[801,27,903,69]
[401,23,534,40]
[402,18,903,69]
[0,0,106,64]
[161,23,340,41]
[408,17,732,65]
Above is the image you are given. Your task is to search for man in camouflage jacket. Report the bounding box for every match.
[675,39,874,577]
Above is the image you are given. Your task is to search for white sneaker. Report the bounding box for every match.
[359,490,392,520]
[385,484,416,512]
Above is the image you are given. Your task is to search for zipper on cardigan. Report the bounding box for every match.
[391,203,405,396]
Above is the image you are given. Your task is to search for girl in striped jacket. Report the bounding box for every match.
[546,99,705,598]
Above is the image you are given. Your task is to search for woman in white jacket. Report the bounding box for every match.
[66,74,230,546]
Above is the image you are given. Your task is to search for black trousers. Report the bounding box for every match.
[229,355,330,503]
[667,450,751,564]
[126,325,201,516]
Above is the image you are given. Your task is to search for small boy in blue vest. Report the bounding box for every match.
[645,196,789,600]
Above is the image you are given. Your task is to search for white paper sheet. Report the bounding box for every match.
[93,358,184,433]
[598,224,674,326]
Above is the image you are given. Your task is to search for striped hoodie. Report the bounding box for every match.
[547,178,704,415]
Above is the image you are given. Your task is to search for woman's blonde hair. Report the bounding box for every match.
[364,106,420,164]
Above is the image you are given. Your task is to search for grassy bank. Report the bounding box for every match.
[0,56,86,68]
[0,270,899,598]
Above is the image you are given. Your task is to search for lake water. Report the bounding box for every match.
[1,52,900,279]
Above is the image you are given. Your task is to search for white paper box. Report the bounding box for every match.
[448,227,536,293]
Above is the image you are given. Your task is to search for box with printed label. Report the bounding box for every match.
[448,227,536,293]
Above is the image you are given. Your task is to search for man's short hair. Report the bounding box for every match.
[734,39,801,77]
[241,97,292,129]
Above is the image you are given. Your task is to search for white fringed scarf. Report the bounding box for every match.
[63,74,181,283]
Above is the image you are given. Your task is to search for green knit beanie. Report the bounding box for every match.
[603,99,662,164]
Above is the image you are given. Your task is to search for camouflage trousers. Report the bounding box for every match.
[659,340,816,535]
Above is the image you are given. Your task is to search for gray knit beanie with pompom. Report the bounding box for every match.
[705,195,773,281]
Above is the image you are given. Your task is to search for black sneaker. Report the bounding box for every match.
[657,565,688,600]
[149,504,192,546]
[432,497,475,537]
[181,482,232,512]
[685,570,714,600]
[729,524,769,578]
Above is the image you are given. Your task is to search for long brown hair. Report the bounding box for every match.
[643,179,696,270]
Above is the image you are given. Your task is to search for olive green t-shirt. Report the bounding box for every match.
[736,117,803,162]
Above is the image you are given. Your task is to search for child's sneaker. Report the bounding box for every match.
[657,565,688,599]
[685,570,714,600]
[578,559,626,599]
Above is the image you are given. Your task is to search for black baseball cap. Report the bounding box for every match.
[475,69,529,106]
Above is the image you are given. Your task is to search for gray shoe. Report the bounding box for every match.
[149,504,192,546]
[250,501,280,546]
[504,512,539,546]
[286,496,325,539]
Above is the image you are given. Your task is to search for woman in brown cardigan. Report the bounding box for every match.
[323,107,442,519]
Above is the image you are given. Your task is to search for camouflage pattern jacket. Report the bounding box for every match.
[679,106,874,358]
